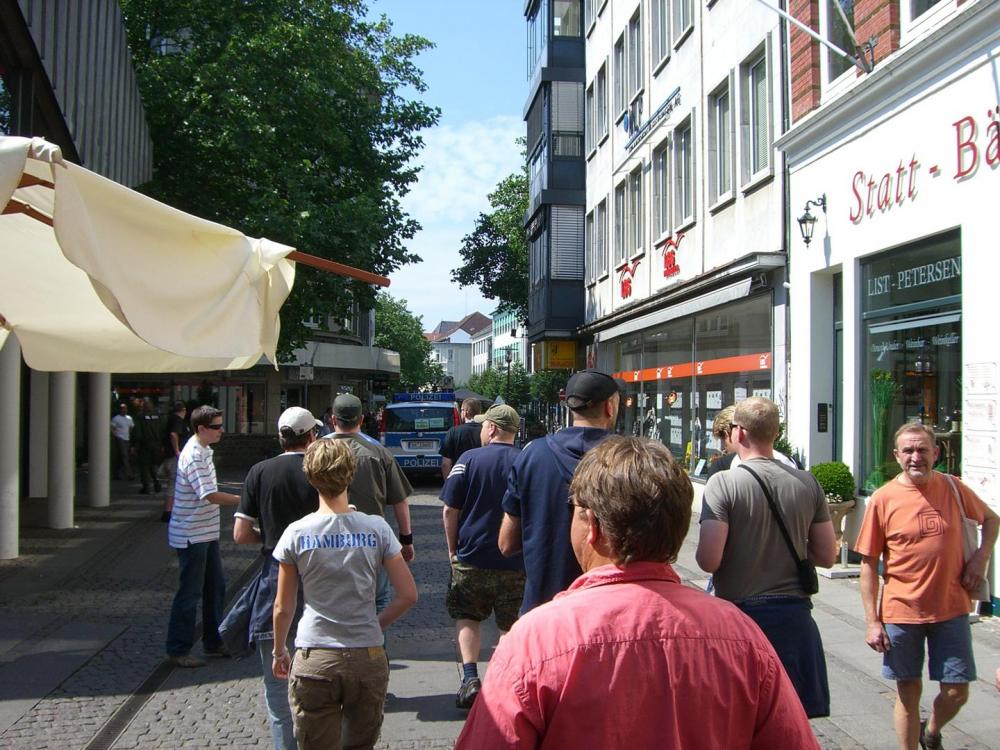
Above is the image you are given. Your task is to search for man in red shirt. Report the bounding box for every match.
[856,423,998,750]
[456,436,819,750]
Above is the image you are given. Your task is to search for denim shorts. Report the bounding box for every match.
[882,614,977,683]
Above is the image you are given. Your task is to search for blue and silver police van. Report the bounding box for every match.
[379,392,460,474]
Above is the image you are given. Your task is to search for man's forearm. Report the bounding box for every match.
[859,557,881,624]
[443,507,460,557]
[205,491,240,506]
[392,500,413,535]
[441,457,453,481]
[979,517,999,553]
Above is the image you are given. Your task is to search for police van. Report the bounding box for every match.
[380,392,459,474]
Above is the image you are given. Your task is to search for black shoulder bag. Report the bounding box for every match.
[739,464,819,596]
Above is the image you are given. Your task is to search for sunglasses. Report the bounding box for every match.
[204,423,224,430]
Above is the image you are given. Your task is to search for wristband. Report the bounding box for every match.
[398,533,414,545]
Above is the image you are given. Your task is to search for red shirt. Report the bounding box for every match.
[455,562,819,750]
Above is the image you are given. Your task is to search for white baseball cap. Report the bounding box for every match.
[277,407,322,437]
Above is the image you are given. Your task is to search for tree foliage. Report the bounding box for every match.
[467,362,531,409]
[119,0,439,357]
[530,369,569,404]
[452,144,528,321]
[373,292,442,390]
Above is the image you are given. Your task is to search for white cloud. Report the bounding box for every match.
[389,115,523,329]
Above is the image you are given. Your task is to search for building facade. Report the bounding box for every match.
[579,0,790,478]
[426,312,492,388]
[490,308,529,370]
[777,0,1000,590]
[471,324,493,376]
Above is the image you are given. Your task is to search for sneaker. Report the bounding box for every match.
[203,645,231,659]
[919,720,943,750]
[169,653,206,668]
[455,677,481,709]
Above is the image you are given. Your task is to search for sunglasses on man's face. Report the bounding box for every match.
[204,423,224,430]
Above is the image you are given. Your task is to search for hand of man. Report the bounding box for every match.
[960,551,989,593]
[272,651,291,680]
[865,621,891,653]
[401,544,415,563]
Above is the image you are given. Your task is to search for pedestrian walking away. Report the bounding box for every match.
[855,422,998,750]
[164,405,241,668]
[134,398,163,495]
[271,438,417,750]
[161,400,191,522]
[440,397,484,480]
[325,392,416,614]
[456,436,820,749]
[440,404,525,710]
[110,401,134,481]
[232,406,321,750]
[498,368,621,615]
[696,396,838,718]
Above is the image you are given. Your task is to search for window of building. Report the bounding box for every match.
[671,0,693,46]
[673,118,694,226]
[596,63,608,142]
[911,0,943,19]
[614,182,627,264]
[585,83,595,154]
[651,0,670,69]
[585,0,595,30]
[614,35,626,116]
[554,0,582,36]
[860,230,962,490]
[628,12,643,99]
[653,141,670,238]
[741,49,771,182]
[708,79,733,203]
[550,205,585,280]
[552,81,584,157]
[825,0,855,82]
[586,209,596,282]
[596,197,608,277]
[526,1,548,79]
[628,167,643,257]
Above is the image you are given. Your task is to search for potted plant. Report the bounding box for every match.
[867,369,900,490]
[810,461,857,545]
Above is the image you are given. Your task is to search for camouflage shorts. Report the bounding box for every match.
[446,561,526,631]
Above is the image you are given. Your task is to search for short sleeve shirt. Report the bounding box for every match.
[854,472,990,623]
[111,414,133,441]
[701,458,831,601]
[163,413,192,454]
[440,422,482,462]
[168,440,220,548]
[326,433,412,516]
[273,511,402,648]
[440,443,523,571]
[235,452,319,553]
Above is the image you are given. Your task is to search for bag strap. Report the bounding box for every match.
[944,474,970,521]
[739,464,805,567]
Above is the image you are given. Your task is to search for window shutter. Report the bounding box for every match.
[552,82,584,132]
[527,90,544,153]
[550,206,585,280]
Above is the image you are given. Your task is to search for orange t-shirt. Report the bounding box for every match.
[854,472,990,624]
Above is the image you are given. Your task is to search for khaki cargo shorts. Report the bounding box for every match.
[447,561,526,631]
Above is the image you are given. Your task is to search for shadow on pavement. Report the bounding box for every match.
[384,691,468,723]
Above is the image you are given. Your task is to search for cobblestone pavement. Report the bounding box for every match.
[2,474,1000,749]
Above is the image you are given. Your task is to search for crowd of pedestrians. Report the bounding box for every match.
[141,370,998,750]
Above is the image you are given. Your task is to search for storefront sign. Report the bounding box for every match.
[546,341,576,369]
[618,259,641,299]
[847,106,1000,225]
[866,257,961,300]
[614,352,771,383]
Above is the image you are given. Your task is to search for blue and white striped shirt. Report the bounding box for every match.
[168,438,220,548]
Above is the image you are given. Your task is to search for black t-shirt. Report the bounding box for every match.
[163,413,192,453]
[705,452,736,479]
[236,453,319,553]
[439,422,482,462]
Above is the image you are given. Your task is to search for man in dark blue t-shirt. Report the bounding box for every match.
[441,404,524,710]
[499,369,621,615]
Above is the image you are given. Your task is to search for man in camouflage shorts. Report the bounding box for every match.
[441,404,525,709]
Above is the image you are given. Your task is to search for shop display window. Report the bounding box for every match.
[861,231,962,490]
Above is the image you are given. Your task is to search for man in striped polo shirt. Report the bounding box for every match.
[165,405,240,667]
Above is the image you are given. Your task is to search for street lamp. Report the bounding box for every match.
[797,194,827,247]
[505,347,513,398]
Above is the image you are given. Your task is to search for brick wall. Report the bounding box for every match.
[853,0,900,68]
[790,0,821,122]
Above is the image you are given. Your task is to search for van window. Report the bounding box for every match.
[384,407,455,432]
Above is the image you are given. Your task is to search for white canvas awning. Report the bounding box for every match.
[1,136,389,373]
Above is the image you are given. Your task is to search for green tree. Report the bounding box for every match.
[374,293,442,389]
[119,0,440,357]
[452,142,528,321]
[468,363,530,408]
[530,369,569,405]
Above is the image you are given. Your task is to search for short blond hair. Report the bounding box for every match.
[712,405,736,440]
[893,422,936,448]
[302,439,357,498]
[733,397,780,444]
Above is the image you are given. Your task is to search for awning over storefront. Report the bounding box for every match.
[0,136,299,371]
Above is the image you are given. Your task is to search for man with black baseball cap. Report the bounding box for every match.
[498,369,621,614]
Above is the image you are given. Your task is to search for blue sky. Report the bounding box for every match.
[369,0,525,330]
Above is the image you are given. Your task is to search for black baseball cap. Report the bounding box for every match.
[565,369,625,410]
[333,393,363,422]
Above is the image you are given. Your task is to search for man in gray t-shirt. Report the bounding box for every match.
[696,397,837,719]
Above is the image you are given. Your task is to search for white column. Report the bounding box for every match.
[48,371,76,529]
[0,336,22,559]
[88,373,110,507]
[29,369,49,497]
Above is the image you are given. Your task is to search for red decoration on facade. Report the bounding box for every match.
[618,259,641,299]
[659,232,685,277]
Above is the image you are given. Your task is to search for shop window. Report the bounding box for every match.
[861,231,962,490]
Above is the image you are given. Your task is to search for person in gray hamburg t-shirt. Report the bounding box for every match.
[271,439,417,750]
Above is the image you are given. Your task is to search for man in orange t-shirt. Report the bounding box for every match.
[855,423,998,750]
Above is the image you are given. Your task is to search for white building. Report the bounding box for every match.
[491,309,530,371]
[426,312,492,388]
[471,324,493,376]
[581,0,789,477]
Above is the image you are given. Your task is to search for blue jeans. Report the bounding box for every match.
[258,638,297,750]
[166,540,225,656]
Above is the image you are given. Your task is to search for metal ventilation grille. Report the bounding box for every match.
[550,205,584,280]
